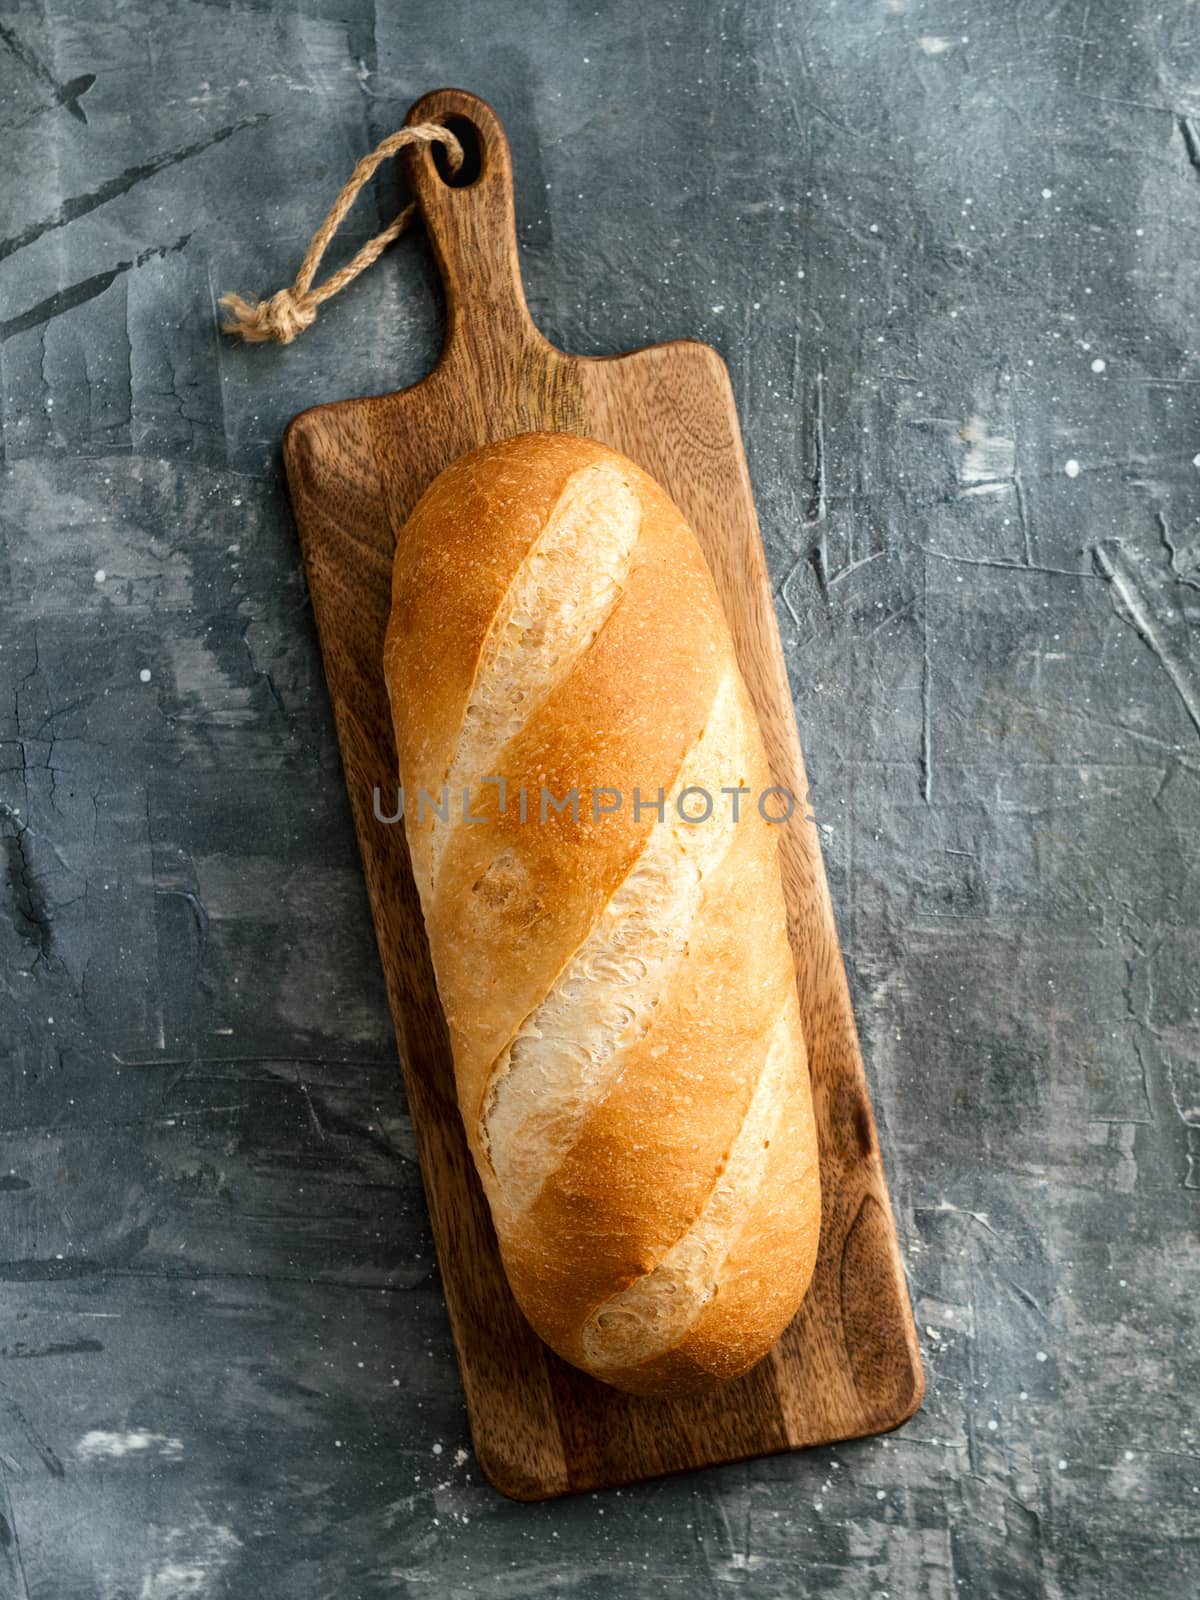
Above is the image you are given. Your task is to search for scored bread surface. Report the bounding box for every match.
[383,431,820,1396]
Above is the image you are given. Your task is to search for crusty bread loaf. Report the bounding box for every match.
[383,432,820,1395]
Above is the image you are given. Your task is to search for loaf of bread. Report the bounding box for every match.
[383,432,820,1396]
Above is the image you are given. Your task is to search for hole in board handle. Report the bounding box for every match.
[432,115,483,188]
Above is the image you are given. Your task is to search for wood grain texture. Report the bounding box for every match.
[281,88,923,1500]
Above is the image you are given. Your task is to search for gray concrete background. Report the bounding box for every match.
[1,0,1198,1595]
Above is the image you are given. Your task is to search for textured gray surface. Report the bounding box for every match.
[1,0,1198,1594]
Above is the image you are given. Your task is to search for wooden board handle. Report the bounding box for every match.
[404,89,548,364]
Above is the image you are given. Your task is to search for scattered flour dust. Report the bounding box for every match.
[135,1519,242,1600]
[917,35,952,53]
[960,413,1016,490]
[78,1429,183,1462]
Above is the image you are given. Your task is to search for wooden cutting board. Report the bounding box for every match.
[282,87,923,1500]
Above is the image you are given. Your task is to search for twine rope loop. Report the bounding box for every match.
[220,121,464,344]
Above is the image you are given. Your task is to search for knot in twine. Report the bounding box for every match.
[220,121,463,344]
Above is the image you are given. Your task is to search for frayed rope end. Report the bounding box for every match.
[220,288,317,345]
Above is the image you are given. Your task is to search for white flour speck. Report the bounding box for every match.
[960,413,1016,488]
[139,668,152,683]
[1091,358,1106,373]
[78,1429,183,1461]
[432,1442,443,1456]
[94,569,106,584]
[1064,459,1080,478]
[137,1519,240,1600]
[918,35,951,53]
[1042,187,1053,199]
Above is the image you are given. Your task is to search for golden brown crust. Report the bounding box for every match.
[384,431,821,1396]
[424,523,725,1110]
[385,434,592,844]
[585,993,822,1397]
[500,800,798,1367]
